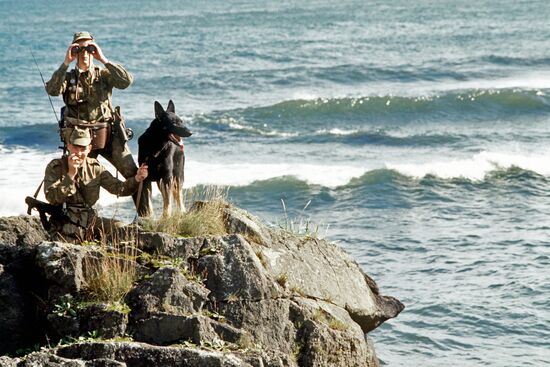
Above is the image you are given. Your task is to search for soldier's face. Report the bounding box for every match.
[67,143,91,159]
[76,39,93,70]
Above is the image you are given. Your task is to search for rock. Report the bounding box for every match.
[0,351,125,367]
[126,266,251,346]
[297,319,373,367]
[79,303,128,339]
[47,312,80,340]
[85,359,127,367]
[126,266,209,321]
[0,204,403,365]
[0,216,48,354]
[18,352,86,366]
[0,259,47,355]
[291,298,378,367]
[57,341,255,367]
[222,205,272,245]
[255,228,404,333]
[217,298,296,354]
[132,314,218,345]
[0,264,28,354]
[196,235,279,302]
[347,293,405,333]
[138,232,204,260]
[35,242,88,300]
[0,215,47,248]
[0,356,20,367]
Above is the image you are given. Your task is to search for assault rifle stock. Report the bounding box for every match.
[25,196,64,231]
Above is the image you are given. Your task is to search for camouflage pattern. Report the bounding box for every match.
[45,62,133,123]
[72,31,93,43]
[44,156,139,240]
[69,126,92,146]
[45,60,148,214]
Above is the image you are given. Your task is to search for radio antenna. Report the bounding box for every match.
[29,48,60,124]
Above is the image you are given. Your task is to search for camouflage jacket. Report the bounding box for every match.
[45,62,133,123]
[44,156,138,233]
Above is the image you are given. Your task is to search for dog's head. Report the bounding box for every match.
[153,100,192,146]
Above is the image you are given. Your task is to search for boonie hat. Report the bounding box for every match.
[72,31,94,43]
[69,127,92,146]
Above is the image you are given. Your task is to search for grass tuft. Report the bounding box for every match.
[82,247,137,304]
[278,199,327,238]
[276,272,288,288]
[141,186,229,237]
[311,308,349,331]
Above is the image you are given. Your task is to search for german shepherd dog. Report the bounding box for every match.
[138,100,192,216]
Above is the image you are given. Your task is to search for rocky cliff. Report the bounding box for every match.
[0,205,403,366]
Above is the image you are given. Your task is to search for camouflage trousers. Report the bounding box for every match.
[88,129,151,216]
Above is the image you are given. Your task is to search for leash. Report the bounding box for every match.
[135,181,144,218]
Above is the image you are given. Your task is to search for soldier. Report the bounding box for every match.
[45,31,149,216]
[44,127,148,242]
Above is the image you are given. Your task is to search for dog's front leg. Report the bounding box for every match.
[172,178,185,213]
[158,179,172,217]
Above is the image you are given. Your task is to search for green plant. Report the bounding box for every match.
[12,343,41,357]
[199,245,222,256]
[237,334,253,350]
[322,292,335,303]
[148,255,186,270]
[311,308,349,331]
[201,338,239,352]
[291,341,304,362]
[202,309,226,322]
[276,272,288,288]
[289,285,306,297]
[255,250,268,268]
[80,239,101,246]
[109,335,134,342]
[172,339,197,348]
[53,295,78,317]
[106,301,131,314]
[278,199,326,238]
[180,264,206,283]
[82,249,137,304]
[328,318,349,331]
[311,308,326,322]
[224,292,239,303]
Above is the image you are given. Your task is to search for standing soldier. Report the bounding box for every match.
[45,31,149,216]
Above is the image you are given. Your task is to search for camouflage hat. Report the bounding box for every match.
[69,127,92,146]
[72,31,94,43]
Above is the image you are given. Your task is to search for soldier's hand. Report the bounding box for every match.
[89,42,109,64]
[63,43,79,66]
[67,153,83,179]
[135,164,148,183]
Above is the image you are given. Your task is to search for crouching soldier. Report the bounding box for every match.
[44,127,148,242]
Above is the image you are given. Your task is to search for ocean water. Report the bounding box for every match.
[1,0,549,365]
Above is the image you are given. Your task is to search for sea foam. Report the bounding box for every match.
[5,145,550,216]
[386,150,550,180]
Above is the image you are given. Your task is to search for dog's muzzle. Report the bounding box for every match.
[169,125,192,138]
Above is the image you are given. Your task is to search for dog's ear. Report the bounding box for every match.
[154,101,164,119]
[167,100,175,113]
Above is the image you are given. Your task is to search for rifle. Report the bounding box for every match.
[25,196,64,231]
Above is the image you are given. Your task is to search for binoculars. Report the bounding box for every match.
[71,45,96,55]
